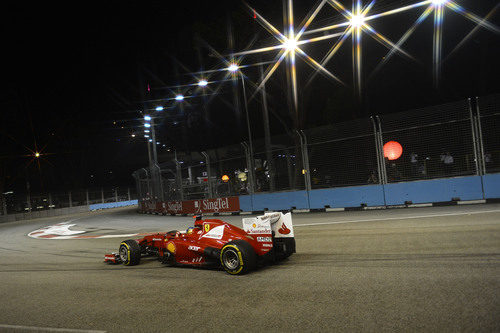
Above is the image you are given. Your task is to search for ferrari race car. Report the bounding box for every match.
[104,212,295,275]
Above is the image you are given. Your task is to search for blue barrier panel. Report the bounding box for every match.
[239,195,253,212]
[384,176,483,205]
[483,173,500,199]
[309,184,385,209]
[89,200,138,211]
[250,191,309,211]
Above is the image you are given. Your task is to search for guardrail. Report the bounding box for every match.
[0,199,139,223]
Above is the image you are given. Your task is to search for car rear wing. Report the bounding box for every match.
[242,212,294,238]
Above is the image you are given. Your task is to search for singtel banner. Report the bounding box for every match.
[154,197,240,215]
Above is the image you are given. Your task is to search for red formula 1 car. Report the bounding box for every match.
[104,212,295,275]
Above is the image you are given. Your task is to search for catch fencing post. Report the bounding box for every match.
[2,195,7,215]
[127,188,131,201]
[26,181,32,212]
[375,116,388,184]
[468,98,481,175]
[201,152,213,198]
[154,164,164,201]
[48,193,53,209]
[474,97,486,175]
[175,159,184,200]
[241,142,255,194]
[370,116,384,185]
[86,190,89,206]
[115,188,118,202]
[296,130,312,192]
[101,188,104,203]
[68,191,72,208]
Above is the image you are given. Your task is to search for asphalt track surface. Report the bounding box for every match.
[0,204,499,332]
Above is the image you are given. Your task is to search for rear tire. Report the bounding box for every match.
[119,240,141,266]
[220,240,257,275]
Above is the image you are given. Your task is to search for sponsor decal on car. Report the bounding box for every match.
[242,218,272,235]
[188,246,201,251]
[201,225,225,240]
[256,236,272,242]
[204,224,211,232]
[278,223,291,235]
[166,241,176,254]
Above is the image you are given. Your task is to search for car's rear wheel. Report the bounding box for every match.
[220,240,256,275]
[119,240,141,266]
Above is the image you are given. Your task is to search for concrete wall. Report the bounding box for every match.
[0,200,139,223]
[483,173,500,199]
[0,206,89,223]
[384,176,484,205]
[309,185,386,209]
[237,174,499,212]
[89,200,138,211]
[250,191,309,211]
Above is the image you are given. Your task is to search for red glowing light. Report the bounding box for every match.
[383,141,403,160]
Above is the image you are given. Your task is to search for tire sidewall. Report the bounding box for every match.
[119,240,141,266]
[220,240,256,275]
[220,244,245,275]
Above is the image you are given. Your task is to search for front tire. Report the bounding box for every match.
[220,240,257,275]
[119,240,141,266]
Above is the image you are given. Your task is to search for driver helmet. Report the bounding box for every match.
[193,214,203,229]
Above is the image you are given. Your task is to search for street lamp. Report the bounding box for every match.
[227,63,239,72]
[198,80,208,87]
[155,106,164,111]
[144,115,152,121]
[226,63,255,193]
[350,14,365,28]
[175,94,184,101]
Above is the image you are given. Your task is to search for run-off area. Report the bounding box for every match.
[0,205,498,332]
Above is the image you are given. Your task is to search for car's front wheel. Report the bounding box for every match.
[220,240,256,275]
[119,240,141,266]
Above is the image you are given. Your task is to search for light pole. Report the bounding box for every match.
[228,63,255,193]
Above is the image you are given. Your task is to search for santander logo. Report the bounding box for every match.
[278,223,291,235]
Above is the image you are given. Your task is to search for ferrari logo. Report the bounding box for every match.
[204,224,210,232]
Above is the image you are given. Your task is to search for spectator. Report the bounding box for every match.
[387,160,402,182]
[410,152,419,177]
[485,152,492,164]
[367,170,378,184]
[443,151,454,175]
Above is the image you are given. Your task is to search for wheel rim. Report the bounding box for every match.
[222,249,239,270]
[119,246,128,262]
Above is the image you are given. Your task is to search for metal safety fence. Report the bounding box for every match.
[134,94,500,202]
[1,187,136,215]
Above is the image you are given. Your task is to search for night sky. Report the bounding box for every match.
[1,0,499,194]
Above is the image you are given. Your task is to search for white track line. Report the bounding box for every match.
[294,209,500,227]
[0,324,106,332]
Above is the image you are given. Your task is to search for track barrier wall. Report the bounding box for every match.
[139,173,499,214]
[89,200,138,211]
